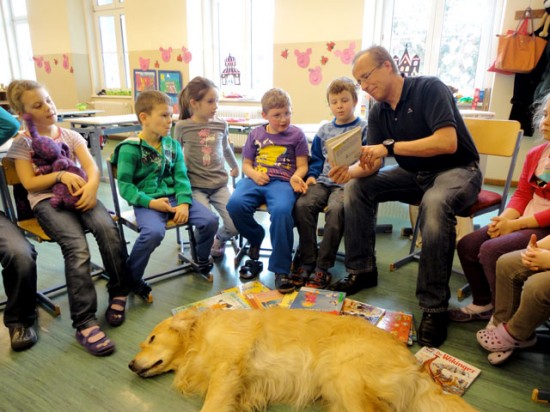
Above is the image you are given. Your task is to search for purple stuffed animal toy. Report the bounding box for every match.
[23,114,88,210]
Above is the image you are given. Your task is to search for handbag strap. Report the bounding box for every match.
[515,7,534,36]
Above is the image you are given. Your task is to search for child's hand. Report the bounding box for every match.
[173,203,189,225]
[252,170,270,186]
[488,216,516,238]
[305,176,316,186]
[230,167,239,178]
[521,234,547,271]
[328,165,351,184]
[149,197,175,213]
[290,175,307,193]
[59,171,87,196]
[73,182,98,212]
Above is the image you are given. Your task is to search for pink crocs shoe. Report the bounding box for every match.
[476,323,536,352]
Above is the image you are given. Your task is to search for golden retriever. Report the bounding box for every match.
[129,308,477,412]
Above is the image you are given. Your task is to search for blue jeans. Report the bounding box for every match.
[344,163,482,312]
[129,196,218,286]
[192,186,238,242]
[34,199,131,330]
[227,178,297,274]
[294,183,344,271]
[0,213,37,328]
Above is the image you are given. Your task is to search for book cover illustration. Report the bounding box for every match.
[341,298,385,325]
[289,287,346,314]
[325,126,362,166]
[222,280,272,306]
[171,291,250,315]
[415,346,481,396]
[245,290,298,309]
[376,310,413,345]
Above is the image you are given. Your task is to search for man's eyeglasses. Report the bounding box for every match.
[357,65,381,86]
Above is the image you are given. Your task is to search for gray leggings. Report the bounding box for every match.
[495,250,550,340]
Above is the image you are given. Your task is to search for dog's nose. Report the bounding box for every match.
[128,360,136,371]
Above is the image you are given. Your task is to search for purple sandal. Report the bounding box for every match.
[476,323,536,352]
[105,297,127,327]
[76,327,115,356]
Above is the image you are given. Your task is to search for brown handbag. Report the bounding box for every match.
[495,9,547,74]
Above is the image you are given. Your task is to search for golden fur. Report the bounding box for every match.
[129,308,478,412]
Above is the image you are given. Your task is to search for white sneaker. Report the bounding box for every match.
[210,236,226,257]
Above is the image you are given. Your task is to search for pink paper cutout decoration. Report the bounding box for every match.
[333,41,356,65]
[294,48,312,68]
[139,57,150,71]
[308,66,322,85]
[159,47,172,62]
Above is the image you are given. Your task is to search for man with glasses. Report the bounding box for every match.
[328,45,482,347]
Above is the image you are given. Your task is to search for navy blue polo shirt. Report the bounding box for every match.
[367,76,479,172]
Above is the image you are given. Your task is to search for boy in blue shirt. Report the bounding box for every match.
[293,77,367,289]
[227,88,309,293]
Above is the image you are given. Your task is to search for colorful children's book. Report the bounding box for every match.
[325,126,362,166]
[341,298,385,325]
[376,310,413,345]
[222,280,272,306]
[171,291,250,315]
[246,290,298,309]
[289,287,346,314]
[415,346,481,396]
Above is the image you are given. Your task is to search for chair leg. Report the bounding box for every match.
[389,220,421,271]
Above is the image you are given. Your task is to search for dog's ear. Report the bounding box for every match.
[170,308,200,333]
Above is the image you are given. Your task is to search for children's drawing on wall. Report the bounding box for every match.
[308,66,322,85]
[220,54,241,86]
[133,69,157,101]
[159,47,172,62]
[139,57,150,71]
[333,41,356,64]
[294,48,312,68]
[393,44,420,77]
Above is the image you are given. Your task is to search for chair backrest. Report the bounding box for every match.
[463,117,523,215]
[0,157,51,241]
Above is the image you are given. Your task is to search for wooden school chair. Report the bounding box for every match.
[388,118,523,297]
[0,157,107,316]
[107,158,212,282]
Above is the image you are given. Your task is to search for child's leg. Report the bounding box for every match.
[129,206,168,287]
[188,201,219,261]
[294,184,330,269]
[209,186,238,241]
[507,271,550,341]
[226,178,266,247]
[316,187,344,271]
[80,201,131,297]
[494,250,532,325]
[265,181,297,274]
[33,200,98,330]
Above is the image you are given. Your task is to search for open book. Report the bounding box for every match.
[325,126,362,166]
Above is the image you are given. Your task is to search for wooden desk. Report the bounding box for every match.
[70,114,142,178]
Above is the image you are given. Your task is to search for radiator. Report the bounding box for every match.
[218,105,262,149]
[92,100,134,116]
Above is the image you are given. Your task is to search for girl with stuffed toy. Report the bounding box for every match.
[6,79,131,357]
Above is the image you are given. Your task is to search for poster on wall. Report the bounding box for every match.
[133,69,157,101]
[158,70,183,113]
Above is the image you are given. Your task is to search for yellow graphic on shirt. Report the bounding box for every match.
[255,145,287,173]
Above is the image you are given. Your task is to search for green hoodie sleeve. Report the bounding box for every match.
[115,142,155,208]
[172,140,193,205]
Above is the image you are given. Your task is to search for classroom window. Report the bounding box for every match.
[187,0,274,99]
[375,0,499,97]
[92,0,130,91]
[0,0,35,86]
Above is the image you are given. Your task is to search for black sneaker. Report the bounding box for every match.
[8,325,38,352]
[306,270,332,289]
[275,273,295,294]
[133,282,153,303]
[418,312,448,347]
[328,270,378,295]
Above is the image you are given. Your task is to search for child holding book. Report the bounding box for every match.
[293,77,367,289]
[174,76,239,258]
[112,90,218,301]
[226,88,309,293]
[7,80,131,357]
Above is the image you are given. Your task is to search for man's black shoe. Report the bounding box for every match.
[328,270,378,295]
[418,312,448,347]
[9,325,38,352]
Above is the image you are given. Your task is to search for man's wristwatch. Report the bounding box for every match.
[383,139,395,156]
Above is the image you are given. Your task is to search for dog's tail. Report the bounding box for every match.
[405,370,479,412]
[22,113,39,139]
